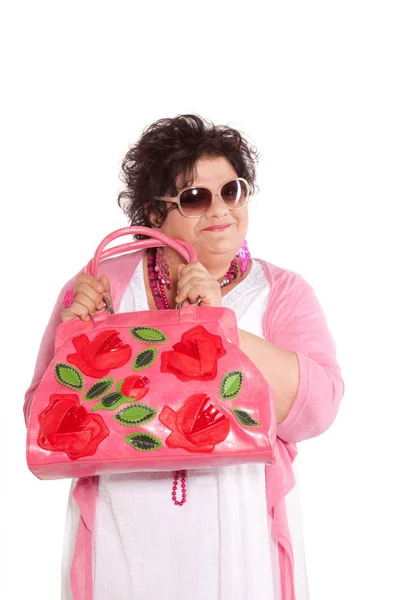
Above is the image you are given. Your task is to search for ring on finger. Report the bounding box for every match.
[175,296,202,309]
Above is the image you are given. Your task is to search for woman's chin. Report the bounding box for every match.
[197,237,239,258]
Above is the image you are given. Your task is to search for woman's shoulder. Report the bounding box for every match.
[97,249,144,281]
[254,257,312,297]
[95,250,145,311]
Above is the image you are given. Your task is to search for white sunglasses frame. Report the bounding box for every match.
[155,177,250,218]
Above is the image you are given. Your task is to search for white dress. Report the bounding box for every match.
[62,258,309,600]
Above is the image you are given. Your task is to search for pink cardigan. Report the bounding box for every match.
[24,251,345,600]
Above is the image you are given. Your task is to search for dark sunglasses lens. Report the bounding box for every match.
[221,179,248,208]
[179,187,212,215]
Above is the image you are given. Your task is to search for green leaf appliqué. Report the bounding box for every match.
[115,403,157,426]
[125,432,162,452]
[55,363,84,391]
[130,327,168,344]
[84,378,115,401]
[231,408,261,428]
[92,391,124,411]
[132,348,157,370]
[220,371,243,401]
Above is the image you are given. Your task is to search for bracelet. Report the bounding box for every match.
[62,289,75,308]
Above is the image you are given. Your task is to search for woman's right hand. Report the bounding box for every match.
[61,274,111,323]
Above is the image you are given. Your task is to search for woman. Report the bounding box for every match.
[25,114,345,600]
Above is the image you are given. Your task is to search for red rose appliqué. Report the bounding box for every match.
[159,393,230,453]
[121,375,150,401]
[67,330,132,378]
[160,325,226,382]
[37,393,109,460]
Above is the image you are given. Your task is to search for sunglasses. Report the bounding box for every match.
[155,177,250,218]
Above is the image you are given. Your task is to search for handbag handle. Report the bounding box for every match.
[86,226,197,280]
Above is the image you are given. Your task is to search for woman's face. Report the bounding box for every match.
[158,155,249,265]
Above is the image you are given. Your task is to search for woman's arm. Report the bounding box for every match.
[238,330,300,425]
[244,271,345,444]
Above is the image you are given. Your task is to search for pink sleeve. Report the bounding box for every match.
[23,274,79,425]
[265,273,345,443]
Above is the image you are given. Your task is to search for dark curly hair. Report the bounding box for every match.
[117,114,259,238]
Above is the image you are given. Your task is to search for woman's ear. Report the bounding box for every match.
[144,203,159,227]
[148,213,158,227]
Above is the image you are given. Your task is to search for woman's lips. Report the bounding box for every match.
[202,224,232,232]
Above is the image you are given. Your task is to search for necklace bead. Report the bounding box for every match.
[172,470,187,506]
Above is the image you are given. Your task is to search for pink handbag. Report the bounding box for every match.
[26,227,276,480]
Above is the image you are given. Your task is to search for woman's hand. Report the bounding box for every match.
[175,261,222,308]
[61,274,111,323]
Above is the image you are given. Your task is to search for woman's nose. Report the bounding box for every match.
[204,192,229,218]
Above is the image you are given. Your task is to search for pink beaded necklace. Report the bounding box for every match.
[147,247,239,311]
[146,247,240,506]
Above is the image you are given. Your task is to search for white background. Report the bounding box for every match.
[1,1,399,598]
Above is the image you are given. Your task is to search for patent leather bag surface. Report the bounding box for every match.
[26,227,276,480]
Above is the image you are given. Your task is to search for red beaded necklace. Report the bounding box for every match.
[146,248,240,506]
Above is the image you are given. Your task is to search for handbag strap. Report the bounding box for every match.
[86,226,197,280]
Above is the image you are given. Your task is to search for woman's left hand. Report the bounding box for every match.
[176,261,222,308]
